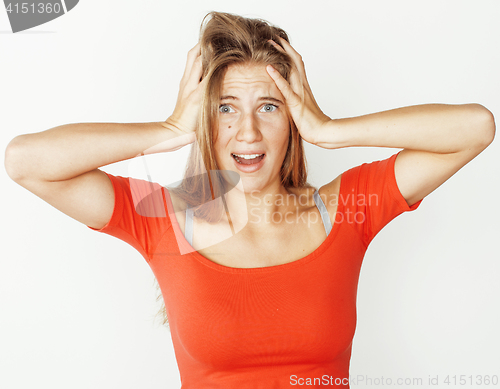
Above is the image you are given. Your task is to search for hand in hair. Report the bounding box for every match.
[164,42,207,137]
[266,37,331,146]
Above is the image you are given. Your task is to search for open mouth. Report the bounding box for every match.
[231,153,266,165]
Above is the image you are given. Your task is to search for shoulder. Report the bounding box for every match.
[166,188,186,211]
[319,173,342,197]
[163,188,187,228]
[317,173,343,215]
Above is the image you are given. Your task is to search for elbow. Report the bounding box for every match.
[4,135,29,182]
[469,103,496,148]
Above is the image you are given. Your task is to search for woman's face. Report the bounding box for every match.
[214,62,290,194]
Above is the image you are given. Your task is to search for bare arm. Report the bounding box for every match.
[266,38,496,208]
[5,121,191,182]
[315,103,495,153]
[4,43,205,230]
[4,121,193,230]
[319,103,495,206]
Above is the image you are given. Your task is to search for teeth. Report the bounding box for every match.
[233,153,264,159]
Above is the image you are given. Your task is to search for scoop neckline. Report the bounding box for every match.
[164,174,345,274]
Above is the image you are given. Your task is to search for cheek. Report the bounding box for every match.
[215,125,231,148]
[213,127,231,164]
[272,120,291,150]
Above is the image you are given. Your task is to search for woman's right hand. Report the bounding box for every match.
[164,42,206,137]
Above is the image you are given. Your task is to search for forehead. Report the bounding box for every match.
[221,63,281,96]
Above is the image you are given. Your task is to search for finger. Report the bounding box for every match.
[268,38,303,86]
[276,37,308,79]
[276,37,313,96]
[267,39,285,53]
[287,57,302,83]
[180,42,201,85]
[272,39,322,118]
[276,37,302,63]
[268,38,303,75]
[184,55,204,92]
[266,65,301,107]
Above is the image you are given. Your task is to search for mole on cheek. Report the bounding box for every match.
[228,126,231,128]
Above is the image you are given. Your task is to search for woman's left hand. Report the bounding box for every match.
[266,37,331,145]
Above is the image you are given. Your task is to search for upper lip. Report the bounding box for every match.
[231,151,266,155]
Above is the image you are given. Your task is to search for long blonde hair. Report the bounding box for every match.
[154,11,310,328]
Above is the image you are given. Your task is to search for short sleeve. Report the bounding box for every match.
[87,172,172,261]
[341,150,423,247]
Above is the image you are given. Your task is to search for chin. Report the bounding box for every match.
[233,176,273,195]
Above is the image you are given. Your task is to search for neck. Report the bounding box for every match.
[223,180,311,233]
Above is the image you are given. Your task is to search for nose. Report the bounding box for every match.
[235,113,262,143]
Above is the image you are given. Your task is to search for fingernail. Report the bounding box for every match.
[267,65,275,72]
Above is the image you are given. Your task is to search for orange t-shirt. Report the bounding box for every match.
[88,150,422,388]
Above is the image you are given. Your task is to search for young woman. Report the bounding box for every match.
[5,11,495,389]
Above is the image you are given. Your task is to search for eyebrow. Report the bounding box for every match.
[220,95,284,105]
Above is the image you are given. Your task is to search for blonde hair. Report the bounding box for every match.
[154,11,310,328]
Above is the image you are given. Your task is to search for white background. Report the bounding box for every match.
[1,1,499,388]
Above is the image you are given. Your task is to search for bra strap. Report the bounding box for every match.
[313,189,332,236]
[185,208,194,246]
[186,192,331,242]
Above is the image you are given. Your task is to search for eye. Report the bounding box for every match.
[260,104,278,113]
[219,104,235,114]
